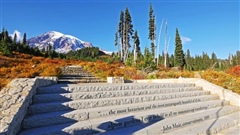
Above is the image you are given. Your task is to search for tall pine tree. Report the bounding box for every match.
[148,4,156,58]
[23,33,27,45]
[133,30,140,64]
[124,7,134,62]
[174,28,185,68]
[117,7,134,63]
[118,11,124,60]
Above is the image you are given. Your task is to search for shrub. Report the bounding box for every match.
[227,66,240,77]
[201,70,240,94]
[40,66,62,77]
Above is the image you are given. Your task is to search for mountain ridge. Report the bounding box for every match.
[27,31,93,53]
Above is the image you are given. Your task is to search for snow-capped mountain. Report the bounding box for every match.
[27,31,93,53]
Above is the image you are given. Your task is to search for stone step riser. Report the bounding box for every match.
[70,84,196,92]
[58,78,102,80]
[57,80,106,84]
[61,70,89,72]
[60,77,98,79]
[28,94,217,115]
[61,73,92,75]
[61,73,93,77]
[22,100,230,129]
[34,87,203,103]
[37,84,197,94]
[61,70,88,72]
[61,72,92,74]
[20,106,240,135]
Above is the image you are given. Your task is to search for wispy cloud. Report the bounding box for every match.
[10,30,22,41]
[180,36,192,44]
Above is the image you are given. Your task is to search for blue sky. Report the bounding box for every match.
[0,0,239,59]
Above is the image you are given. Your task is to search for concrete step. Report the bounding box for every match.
[164,112,240,135]
[33,87,203,103]
[60,76,97,79]
[58,79,106,84]
[96,107,240,135]
[61,74,95,77]
[28,92,213,115]
[19,105,240,135]
[61,73,92,76]
[22,100,229,129]
[37,83,197,94]
[216,124,240,135]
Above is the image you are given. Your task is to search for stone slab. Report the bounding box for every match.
[19,105,239,135]
[22,100,229,129]
[165,112,240,135]
[216,124,240,135]
[33,86,203,103]
[133,107,240,135]
[37,83,196,94]
[134,78,240,107]
[28,92,213,115]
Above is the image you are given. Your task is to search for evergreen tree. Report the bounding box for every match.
[144,47,156,72]
[12,33,17,51]
[118,11,124,61]
[185,49,193,70]
[168,54,174,67]
[0,28,4,40]
[148,4,156,57]
[0,40,11,56]
[211,52,218,68]
[117,8,134,63]
[202,52,210,69]
[13,33,17,44]
[114,31,119,57]
[133,30,140,64]
[174,28,185,68]
[124,7,134,62]
[0,30,12,55]
[235,51,240,66]
[23,33,27,45]
[157,53,164,66]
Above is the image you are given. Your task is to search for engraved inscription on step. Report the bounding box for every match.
[161,115,210,133]
[95,98,207,117]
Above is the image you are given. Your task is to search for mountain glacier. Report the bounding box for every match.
[27,31,93,53]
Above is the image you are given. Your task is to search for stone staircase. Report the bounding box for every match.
[19,83,240,135]
[58,66,106,83]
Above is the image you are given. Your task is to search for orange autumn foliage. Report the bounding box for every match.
[227,65,240,77]
[201,70,240,94]
[0,52,80,90]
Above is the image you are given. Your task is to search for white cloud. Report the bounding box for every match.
[180,36,192,44]
[10,30,22,41]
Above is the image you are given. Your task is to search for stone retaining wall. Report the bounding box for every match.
[134,78,240,107]
[0,77,58,135]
